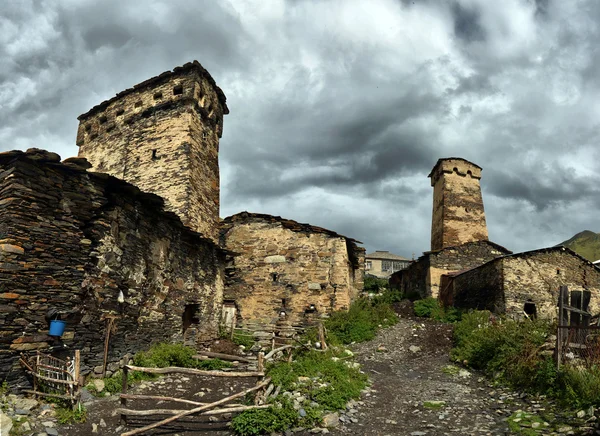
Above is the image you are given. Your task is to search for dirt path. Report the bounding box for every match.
[57,317,590,436]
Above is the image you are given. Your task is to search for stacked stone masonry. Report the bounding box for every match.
[0,149,225,390]
[77,61,228,243]
[429,158,489,251]
[220,213,365,333]
[398,241,511,299]
[449,247,600,318]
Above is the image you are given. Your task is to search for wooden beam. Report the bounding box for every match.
[116,404,270,417]
[192,351,252,363]
[125,365,263,378]
[119,394,243,408]
[120,377,271,436]
[21,390,74,401]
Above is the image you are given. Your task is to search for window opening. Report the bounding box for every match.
[182,304,200,333]
[173,85,184,95]
[116,108,125,117]
[135,101,143,109]
[99,115,108,124]
[271,273,279,282]
[154,92,163,100]
[524,300,537,318]
[151,149,157,160]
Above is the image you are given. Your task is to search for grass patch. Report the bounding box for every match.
[441,365,461,375]
[232,330,255,348]
[423,400,446,409]
[55,402,87,424]
[324,298,398,345]
[507,410,548,435]
[414,297,462,322]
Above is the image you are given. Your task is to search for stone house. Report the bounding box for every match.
[220,212,365,333]
[394,240,511,299]
[442,247,600,318]
[365,251,411,279]
[0,149,225,389]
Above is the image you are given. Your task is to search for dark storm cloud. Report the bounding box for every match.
[451,2,486,43]
[4,0,600,257]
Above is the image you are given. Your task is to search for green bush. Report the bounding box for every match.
[232,330,255,348]
[363,276,389,293]
[55,403,87,424]
[231,398,319,436]
[413,297,462,322]
[325,298,397,345]
[266,350,368,411]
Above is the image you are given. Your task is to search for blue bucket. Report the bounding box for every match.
[49,320,66,337]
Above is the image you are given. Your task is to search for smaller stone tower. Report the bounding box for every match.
[76,61,228,242]
[428,158,488,251]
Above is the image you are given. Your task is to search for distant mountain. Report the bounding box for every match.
[559,230,600,262]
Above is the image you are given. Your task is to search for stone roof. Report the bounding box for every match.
[0,148,226,253]
[78,60,229,120]
[221,211,363,245]
[365,251,410,261]
[451,245,600,278]
[427,157,482,178]
[423,240,512,257]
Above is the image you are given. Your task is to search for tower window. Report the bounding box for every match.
[202,131,208,140]
[154,92,163,100]
[271,273,279,282]
[99,115,108,124]
[116,108,125,117]
[85,124,92,132]
[151,149,158,160]
[135,101,143,109]
[173,85,184,95]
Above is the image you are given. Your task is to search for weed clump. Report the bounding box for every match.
[325,298,397,344]
[413,297,462,322]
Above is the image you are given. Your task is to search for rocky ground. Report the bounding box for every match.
[4,309,600,436]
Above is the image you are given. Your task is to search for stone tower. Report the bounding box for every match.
[428,158,488,251]
[76,61,228,242]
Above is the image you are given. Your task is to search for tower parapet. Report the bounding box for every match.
[76,61,228,242]
[428,157,488,251]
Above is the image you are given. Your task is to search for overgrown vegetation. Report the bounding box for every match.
[232,329,256,348]
[413,297,462,322]
[55,402,87,424]
[87,343,232,396]
[451,310,600,409]
[324,297,398,344]
[231,296,398,435]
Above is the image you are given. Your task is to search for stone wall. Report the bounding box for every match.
[220,213,364,333]
[429,158,488,251]
[77,61,228,243]
[0,149,224,389]
[400,241,510,299]
[450,247,600,319]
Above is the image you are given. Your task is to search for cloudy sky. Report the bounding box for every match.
[2,0,600,258]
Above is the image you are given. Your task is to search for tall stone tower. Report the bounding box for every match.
[428,158,488,251]
[76,61,228,242]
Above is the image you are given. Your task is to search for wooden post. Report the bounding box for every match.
[257,352,264,373]
[556,285,568,370]
[73,350,81,408]
[121,365,128,425]
[318,323,328,351]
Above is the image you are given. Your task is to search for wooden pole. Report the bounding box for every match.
[102,318,114,379]
[264,345,294,360]
[257,352,264,373]
[74,350,81,408]
[119,394,243,408]
[120,377,271,436]
[125,365,263,377]
[193,351,252,363]
[318,323,328,351]
[121,365,128,425]
[116,404,270,417]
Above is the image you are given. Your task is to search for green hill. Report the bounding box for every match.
[558,230,600,262]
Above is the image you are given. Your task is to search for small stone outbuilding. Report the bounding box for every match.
[396,240,511,299]
[443,246,600,318]
[0,149,225,389]
[220,212,365,333]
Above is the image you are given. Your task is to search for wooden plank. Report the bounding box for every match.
[21,390,74,401]
[583,291,592,327]
[26,371,76,386]
[571,291,582,327]
[120,377,271,436]
[560,285,569,326]
[119,394,243,407]
[556,286,566,370]
[121,365,128,425]
[115,404,270,417]
[192,351,252,363]
[125,365,263,378]
[562,305,591,316]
